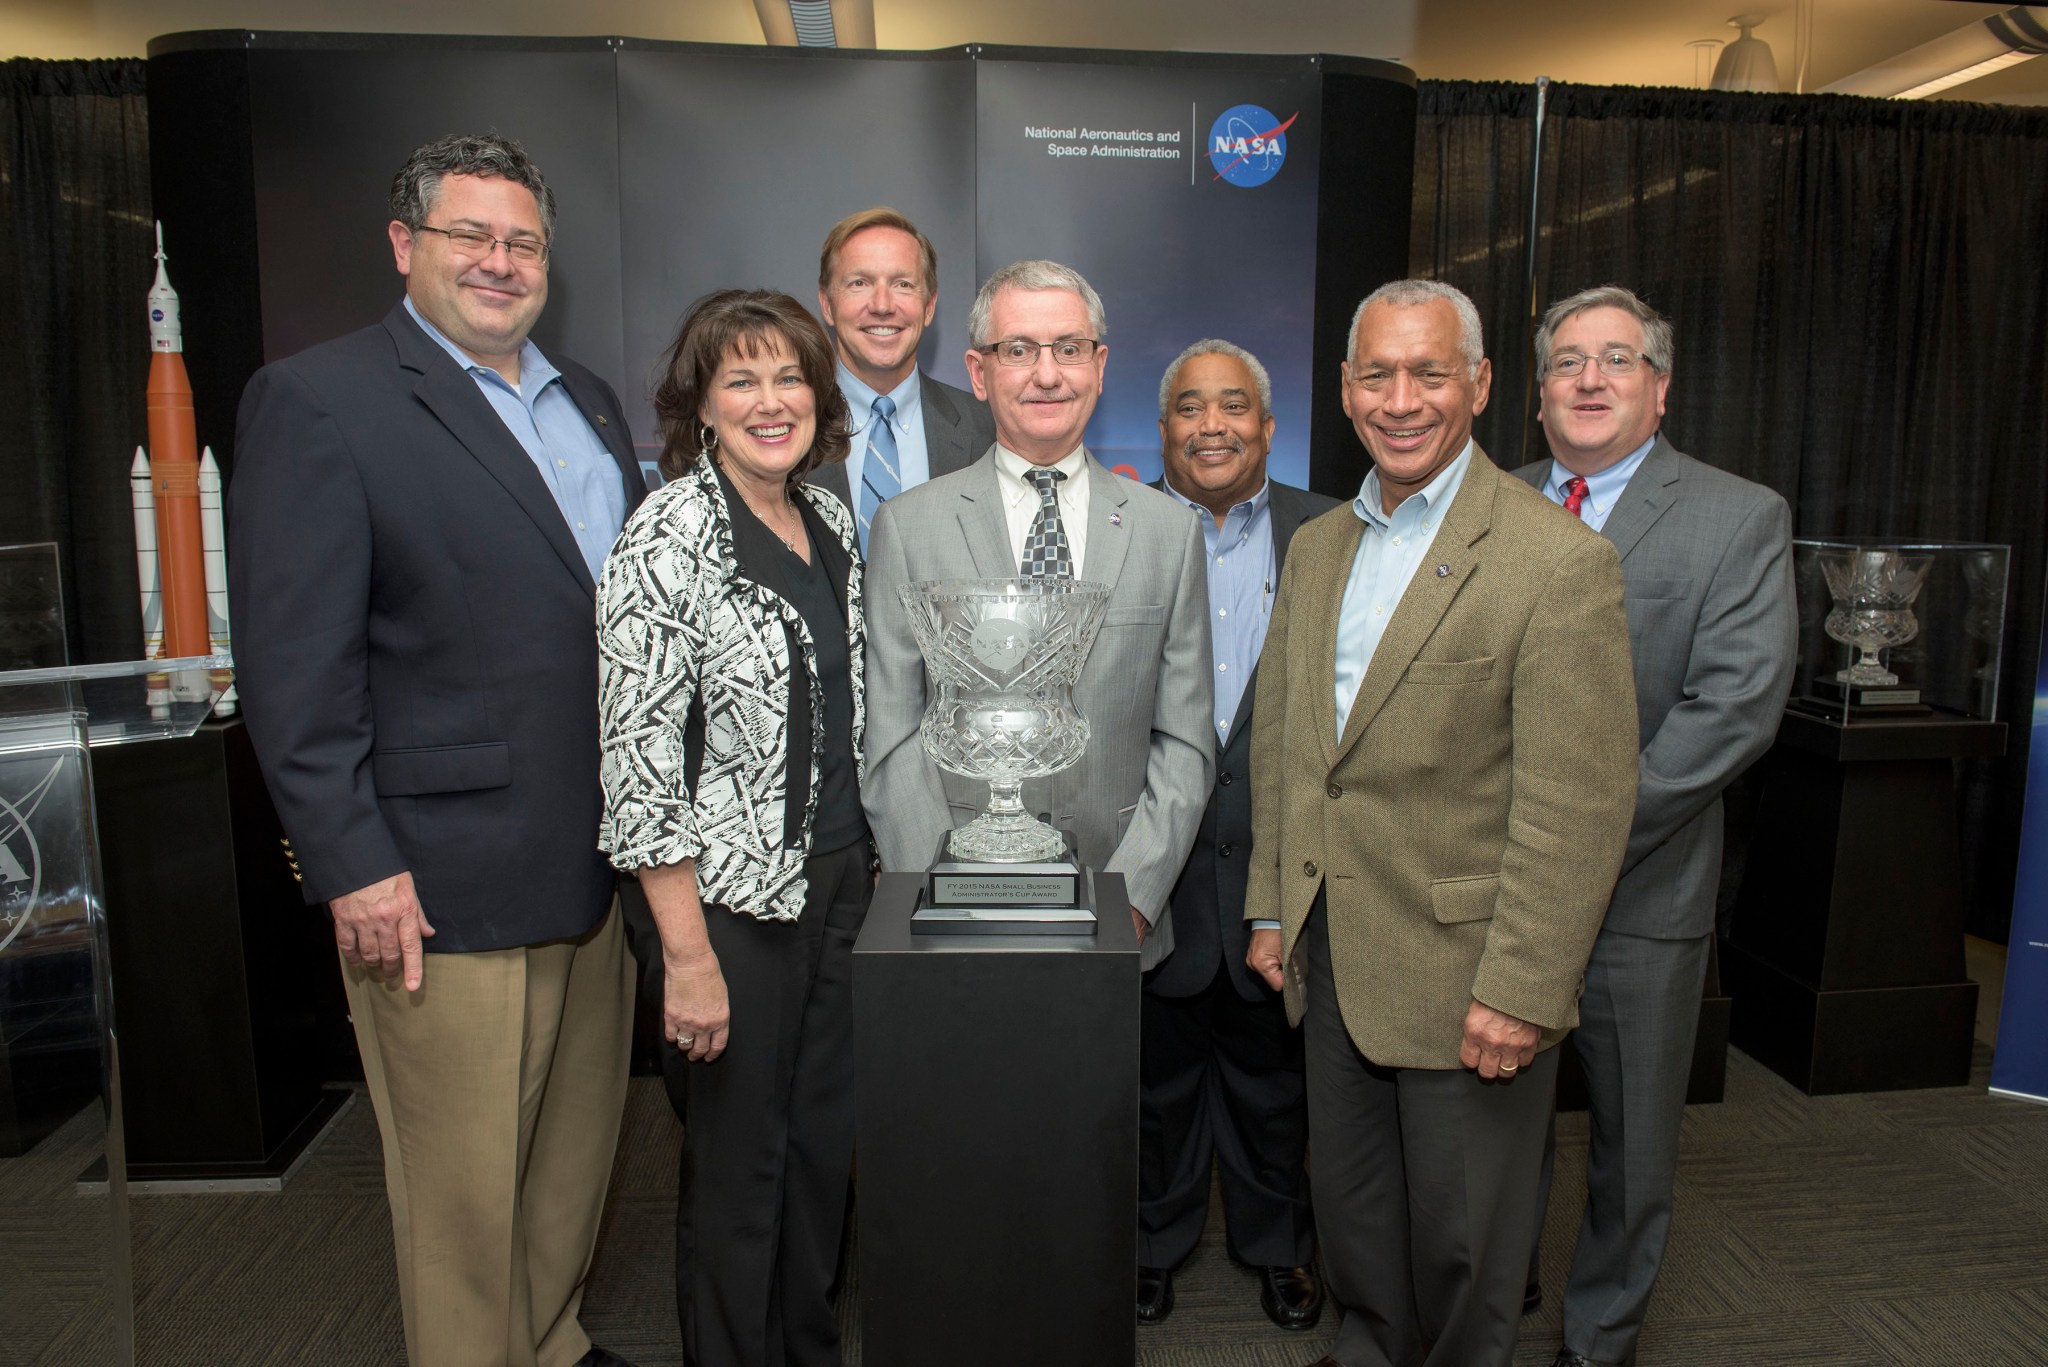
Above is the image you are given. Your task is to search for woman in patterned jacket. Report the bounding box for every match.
[596,289,865,1367]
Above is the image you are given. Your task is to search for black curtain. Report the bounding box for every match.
[1415,81,2048,941]
[0,58,152,666]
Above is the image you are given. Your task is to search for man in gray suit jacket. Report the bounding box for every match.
[813,207,994,549]
[863,259,1213,967]
[1513,285,1796,1367]
[1138,339,1335,1330]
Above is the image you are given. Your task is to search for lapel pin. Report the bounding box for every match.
[1108,511,1123,526]
[1435,563,1451,577]
[595,414,608,426]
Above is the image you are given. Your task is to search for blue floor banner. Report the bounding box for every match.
[1991,577,2048,1103]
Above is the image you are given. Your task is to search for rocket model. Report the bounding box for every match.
[138,221,230,710]
[145,222,213,662]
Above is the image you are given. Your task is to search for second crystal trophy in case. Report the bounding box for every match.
[1790,539,2008,723]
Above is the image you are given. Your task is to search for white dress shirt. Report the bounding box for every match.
[994,443,1093,575]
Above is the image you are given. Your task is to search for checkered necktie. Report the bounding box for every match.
[1020,467,1073,579]
[856,394,899,554]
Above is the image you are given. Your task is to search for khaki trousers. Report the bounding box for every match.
[341,903,633,1367]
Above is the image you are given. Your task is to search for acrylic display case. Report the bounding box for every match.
[1786,538,2008,725]
[1,653,230,1367]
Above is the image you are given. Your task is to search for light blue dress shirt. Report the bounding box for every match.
[1161,476,1276,743]
[1541,435,1654,532]
[1333,441,1476,739]
[404,297,626,580]
[839,366,931,507]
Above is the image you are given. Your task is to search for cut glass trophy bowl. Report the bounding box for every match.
[1818,548,1934,687]
[899,577,1112,863]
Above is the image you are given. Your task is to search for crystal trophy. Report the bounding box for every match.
[1816,547,1934,707]
[898,577,1111,933]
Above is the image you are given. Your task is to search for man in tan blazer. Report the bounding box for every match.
[1245,280,1638,1367]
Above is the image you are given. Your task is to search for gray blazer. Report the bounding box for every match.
[1147,479,1337,1000]
[1512,437,1796,939]
[862,449,1215,971]
[807,372,993,520]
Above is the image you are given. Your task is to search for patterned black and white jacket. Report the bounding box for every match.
[596,459,865,921]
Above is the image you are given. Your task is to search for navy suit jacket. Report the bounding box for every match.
[1146,479,1337,999]
[228,302,647,952]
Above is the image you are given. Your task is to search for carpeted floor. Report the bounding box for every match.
[12,1040,2048,1365]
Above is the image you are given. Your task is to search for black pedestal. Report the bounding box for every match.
[854,871,1138,1367]
[88,717,349,1183]
[1724,709,2001,1095]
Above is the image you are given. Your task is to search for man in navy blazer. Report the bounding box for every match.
[812,206,995,547]
[1512,285,1795,1367]
[228,134,645,1367]
[1139,340,1336,1330]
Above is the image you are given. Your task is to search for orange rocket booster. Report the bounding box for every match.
[146,221,212,660]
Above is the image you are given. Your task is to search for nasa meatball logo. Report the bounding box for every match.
[1208,104,1298,188]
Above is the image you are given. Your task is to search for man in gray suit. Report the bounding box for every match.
[814,207,994,550]
[1138,340,1334,1329]
[863,259,1213,965]
[1512,285,1796,1367]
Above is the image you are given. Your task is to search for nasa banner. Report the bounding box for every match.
[977,59,1322,488]
[150,37,1411,499]
[1991,584,2048,1104]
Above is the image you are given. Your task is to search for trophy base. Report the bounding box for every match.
[944,809,1069,863]
[914,835,1098,936]
[1811,678,1928,711]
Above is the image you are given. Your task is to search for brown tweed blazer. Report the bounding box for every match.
[1245,448,1639,1070]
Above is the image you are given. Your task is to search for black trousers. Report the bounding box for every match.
[1138,961,1314,1268]
[633,840,872,1367]
[1303,905,1557,1367]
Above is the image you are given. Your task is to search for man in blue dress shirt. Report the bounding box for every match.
[1513,285,1795,1367]
[229,134,644,1367]
[813,207,993,548]
[1138,340,1335,1330]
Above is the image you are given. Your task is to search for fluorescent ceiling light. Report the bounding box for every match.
[1821,5,2048,100]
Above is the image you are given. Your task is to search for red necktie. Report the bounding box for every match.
[1562,476,1589,518]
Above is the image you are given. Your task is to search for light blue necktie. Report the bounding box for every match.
[858,394,900,554]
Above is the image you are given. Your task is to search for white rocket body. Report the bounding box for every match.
[130,446,172,711]
[198,447,236,715]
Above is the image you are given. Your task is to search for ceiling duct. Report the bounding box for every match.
[754,0,877,49]
[1819,5,2048,99]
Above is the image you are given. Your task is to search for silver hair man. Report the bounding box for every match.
[1157,337,1274,419]
[1347,278,1485,374]
[966,258,1108,348]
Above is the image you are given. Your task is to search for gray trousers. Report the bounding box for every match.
[1536,928,1711,1366]
[1303,906,1557,1367]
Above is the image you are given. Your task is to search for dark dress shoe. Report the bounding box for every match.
[1136,1264,1175,1323]
[1552,1350,1621,1367]
[1258,1263,1324,1330]
[1523,1277,1543,1315]
[574,1349,638,1367]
